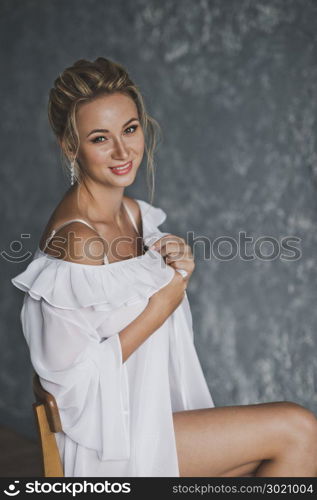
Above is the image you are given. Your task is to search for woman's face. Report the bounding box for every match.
[74,92,145,186]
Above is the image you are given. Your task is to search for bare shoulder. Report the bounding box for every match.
[41,222,106,266]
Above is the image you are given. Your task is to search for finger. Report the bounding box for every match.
[164,251,184,261]
[167,259,192,272]
[168,259,195,276]
[159,241,187,258]
[149,234,180,251]
[165,253,194,265]
[166,251,193,264]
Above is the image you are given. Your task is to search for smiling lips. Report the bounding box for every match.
[109,161,133,175]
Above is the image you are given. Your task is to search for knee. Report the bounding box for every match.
[281,401,317,450]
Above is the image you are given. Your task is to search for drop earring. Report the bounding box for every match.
[70,160,75,186]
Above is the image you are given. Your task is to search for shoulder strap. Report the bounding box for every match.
[54,218,97,233]
[123,201,140,235]
[42,219,99,251]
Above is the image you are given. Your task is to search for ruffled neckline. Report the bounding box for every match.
[11,247,175,310]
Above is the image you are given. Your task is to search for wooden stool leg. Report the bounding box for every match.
[32,402,64,477]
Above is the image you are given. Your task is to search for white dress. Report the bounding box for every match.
[11,198,215,477]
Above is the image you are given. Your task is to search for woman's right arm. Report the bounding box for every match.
[119,270,186,363]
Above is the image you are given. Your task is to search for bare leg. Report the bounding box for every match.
[172,401,317,477]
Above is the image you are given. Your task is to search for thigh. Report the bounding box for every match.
[172,401,296,477]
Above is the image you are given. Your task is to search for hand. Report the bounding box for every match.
[148,267,187,316]
[149,234,195,288]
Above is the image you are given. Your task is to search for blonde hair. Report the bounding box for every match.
[47,57,162,205]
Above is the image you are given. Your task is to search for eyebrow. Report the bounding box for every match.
[86,117,140,137]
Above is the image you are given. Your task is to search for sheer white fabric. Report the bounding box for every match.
[11,198,215,477]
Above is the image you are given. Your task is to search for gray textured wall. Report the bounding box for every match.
[2,0,317,441]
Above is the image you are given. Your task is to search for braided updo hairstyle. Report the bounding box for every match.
[48,57,161,204]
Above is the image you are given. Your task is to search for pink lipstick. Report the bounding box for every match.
[110,161,133,175]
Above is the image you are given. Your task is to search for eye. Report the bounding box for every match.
[91,124,139,144]
[91,136,106,144]
[125,124,138,134]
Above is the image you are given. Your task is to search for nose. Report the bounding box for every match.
[112,137,129,160]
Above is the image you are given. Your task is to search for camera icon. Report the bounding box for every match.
[3,481,20,496]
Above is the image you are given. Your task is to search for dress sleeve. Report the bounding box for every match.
[136,198,173,249]
[23,296,130,462]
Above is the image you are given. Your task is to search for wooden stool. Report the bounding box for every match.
[32,372,64,477]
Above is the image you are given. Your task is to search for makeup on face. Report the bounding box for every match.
[109,161,133,175]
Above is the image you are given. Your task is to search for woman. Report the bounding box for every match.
[11,57,317,477]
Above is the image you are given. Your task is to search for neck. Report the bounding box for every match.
[71,179,126,225]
